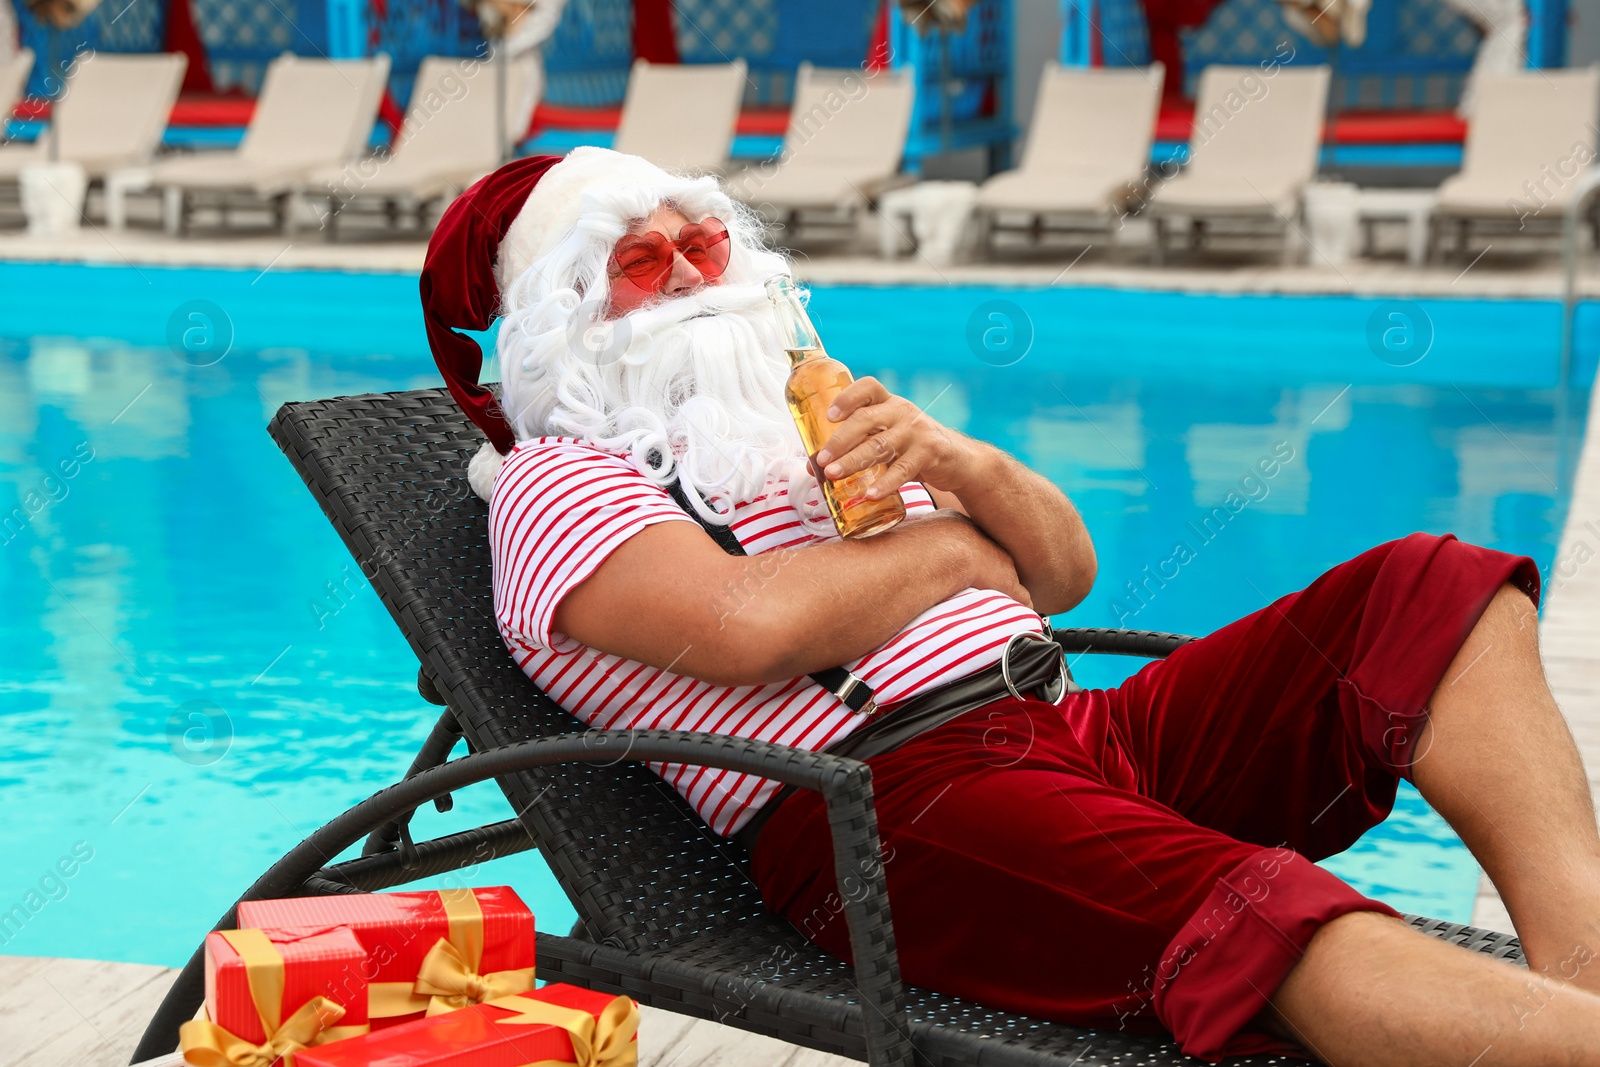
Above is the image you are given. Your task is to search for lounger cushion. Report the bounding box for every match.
[0,142,150,179]
[745,164,884,210]
[144,152,311,195]
[1147,175,1301,217]
[976,168,1132,213]
[1434,169,1595,217]
[1431,69,1600,222]
[304,159,483,202]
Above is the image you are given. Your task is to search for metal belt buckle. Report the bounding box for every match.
[1000,630,1070,706]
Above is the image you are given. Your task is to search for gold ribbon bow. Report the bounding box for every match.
[180,930,367,1067]
[485,992,639,1067]
[369,888,536,1019]
[413,935,539,1014]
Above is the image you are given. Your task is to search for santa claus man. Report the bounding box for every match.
[422,148,1600,1064]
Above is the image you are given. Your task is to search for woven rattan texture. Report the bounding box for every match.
[270,388,1525,1067]
[535,917,1524,1066]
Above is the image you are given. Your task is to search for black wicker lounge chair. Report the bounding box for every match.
[134,387,1528,1066]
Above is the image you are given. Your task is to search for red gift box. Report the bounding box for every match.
[188,925,370,1053]
[237,887,535,1026]
[294,983,639,1067]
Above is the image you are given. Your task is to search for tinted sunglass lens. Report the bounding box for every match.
[687,219,730,279]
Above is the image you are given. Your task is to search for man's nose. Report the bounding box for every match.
[664,251,705,296]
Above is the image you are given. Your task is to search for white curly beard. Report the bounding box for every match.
[495,280,832,530]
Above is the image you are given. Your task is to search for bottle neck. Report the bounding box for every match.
[786,345,824,369]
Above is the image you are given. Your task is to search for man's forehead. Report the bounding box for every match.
[625,203,693,237]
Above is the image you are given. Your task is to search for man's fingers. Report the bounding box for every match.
[825,376,889,421]
[819,404,896,472]
[866,455,917,500]
[826,428,909,483]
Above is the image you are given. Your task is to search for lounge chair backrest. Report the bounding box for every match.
[0,48,33,131]
[53,53,186,165]
[613,59,747,174]
[782,63,915,179]
[1020,61,1164,175]
[1458,67,1600,190]
[389,55,534,174]
[1183,64,1330,184]
[240,53,392,167]
[268,388,765,951]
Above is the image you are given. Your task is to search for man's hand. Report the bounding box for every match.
[810,375,1097,616]
[813,376,980,500]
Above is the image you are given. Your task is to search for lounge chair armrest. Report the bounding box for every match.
[132,729,916,1067]
[1052,627,1195,658]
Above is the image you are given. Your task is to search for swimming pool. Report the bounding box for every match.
[1,262,1591,966]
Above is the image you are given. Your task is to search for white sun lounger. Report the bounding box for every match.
[1145,64,1331,263]
[306,54,537,238]
[1430,66,1600,258]
[0,52,183,179]
[130,53,390,235]
[612,58,747,176]
[0,48,33,140]
[975,61,1165,253]
[730,63,916,240]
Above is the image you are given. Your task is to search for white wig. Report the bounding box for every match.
[481,150,817,527]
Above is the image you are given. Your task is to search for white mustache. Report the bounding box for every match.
[619,282,776,335]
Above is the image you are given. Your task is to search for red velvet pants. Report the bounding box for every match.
[749,533,1541,1060]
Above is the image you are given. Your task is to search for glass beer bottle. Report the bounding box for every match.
[766,276,906,539]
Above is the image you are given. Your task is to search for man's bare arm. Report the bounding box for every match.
[551,510,1029,687]
[815,378,1096,615]
[921,438,1096,616]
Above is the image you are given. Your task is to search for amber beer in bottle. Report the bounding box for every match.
[766,276,906,539]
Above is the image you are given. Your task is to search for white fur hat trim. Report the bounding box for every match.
[496,146,679,293]
[468,440,504,503]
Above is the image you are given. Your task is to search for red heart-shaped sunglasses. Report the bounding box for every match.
[607,217,731,300]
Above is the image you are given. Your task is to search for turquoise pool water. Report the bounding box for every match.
[1,263,1592,966]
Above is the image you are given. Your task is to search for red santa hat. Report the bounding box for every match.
[421,153,561,457]
[421,147,679,456]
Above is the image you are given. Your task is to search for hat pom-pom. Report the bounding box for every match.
[468,441,505,502]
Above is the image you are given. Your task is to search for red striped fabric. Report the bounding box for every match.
[490,438,1043,837]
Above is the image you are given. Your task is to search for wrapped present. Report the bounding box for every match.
[237,887,535,1026]
[294,983,638,1067]
[181,925,370,1066]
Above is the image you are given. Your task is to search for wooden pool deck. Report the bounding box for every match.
[0,954,861,1066]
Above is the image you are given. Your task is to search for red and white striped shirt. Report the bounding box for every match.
[490,437,1043,837]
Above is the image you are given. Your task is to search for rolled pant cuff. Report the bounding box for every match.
[1340,532,1540,779]
[1151,849,1399,1061]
